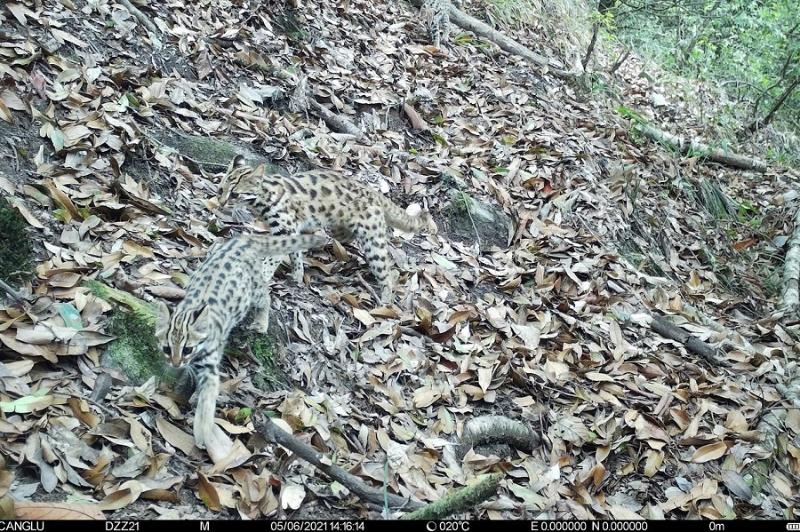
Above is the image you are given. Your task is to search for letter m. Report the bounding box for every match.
[200,522,210,531]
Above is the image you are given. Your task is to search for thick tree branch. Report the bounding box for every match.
[408,0,573,79]
[635,123,768,171]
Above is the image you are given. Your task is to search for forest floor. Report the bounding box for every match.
[0,0,798,520]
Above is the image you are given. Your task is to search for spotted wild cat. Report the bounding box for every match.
[154,233,326,450]
[420,0,451,48]
[217,160,435,304]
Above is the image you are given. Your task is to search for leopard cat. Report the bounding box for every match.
[154,233,326,450]
[420,0,451,48]
[217,159,435,304]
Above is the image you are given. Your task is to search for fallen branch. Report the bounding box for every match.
[679,303,756,356]
[781,207,800,310]
[84,280,157,326]
[635,123,768,172]
[401,474,502,520]
[118,0,162,48]
[308,99,362,138]
[608,47,631,76]
[254,414,424,510]
[648,315,723,364]
[409,0,572,80]
[457,415,539,459]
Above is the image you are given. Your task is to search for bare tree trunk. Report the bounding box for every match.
[582,23,600,71]
[747,77,800,132]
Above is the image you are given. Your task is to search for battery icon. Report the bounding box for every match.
[787,524,800,531]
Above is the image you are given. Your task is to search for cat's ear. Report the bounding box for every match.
[252,163,267,178]
[186,306,211,345]
[153,300,171,342]
[229,155,246,171]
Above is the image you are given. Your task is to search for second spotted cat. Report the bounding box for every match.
[218,160,435,303]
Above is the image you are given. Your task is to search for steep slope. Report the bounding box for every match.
[0,0,797,519]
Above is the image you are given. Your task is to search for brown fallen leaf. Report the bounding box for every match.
[197,472,221,511]
[14,501,105,520]
[43,179,83,221]
[155,416,198,457]
[97,486,141,512]
[691,441,728,463]
[0,495,14,519]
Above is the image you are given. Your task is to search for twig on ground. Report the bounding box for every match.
[254,413,424,510]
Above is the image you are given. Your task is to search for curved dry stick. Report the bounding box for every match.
[254,414,424,510]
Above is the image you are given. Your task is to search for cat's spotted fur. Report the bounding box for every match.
[154,233,326,450]
[218,160,435,303]
[421,0,450,48]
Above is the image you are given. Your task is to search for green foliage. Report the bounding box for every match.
[0,198,34,285]
[606,0,799,138]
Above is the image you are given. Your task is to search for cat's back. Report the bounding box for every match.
[181,238,259,310]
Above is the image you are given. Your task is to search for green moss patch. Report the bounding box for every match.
[0,198,34,286]
[227,329,289,392]
[103,310,181,389]
[153,133,286,175]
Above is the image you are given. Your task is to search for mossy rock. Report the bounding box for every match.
[102,310,183,390]
[0,198,34,286]
[442,189,513,251]
[152,132,287,175]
